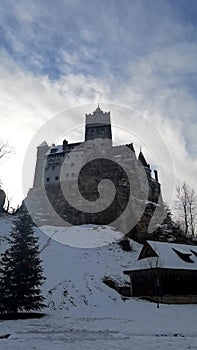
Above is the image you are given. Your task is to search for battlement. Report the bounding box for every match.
[85,106,111,125]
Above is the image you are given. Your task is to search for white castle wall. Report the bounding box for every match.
[33,142,49,188]
[44,150,84,184]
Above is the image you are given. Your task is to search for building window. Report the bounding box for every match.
[66,173,69,178]
[71,173,75,177]
[46,177,50,182]
[52,166,55,170]
[71,162,75,167]
[55,176,59,181]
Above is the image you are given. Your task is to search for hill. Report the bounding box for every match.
[0,214,140,314]
[1,214,197,350]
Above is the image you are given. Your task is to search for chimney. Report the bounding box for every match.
[63,139,68,150]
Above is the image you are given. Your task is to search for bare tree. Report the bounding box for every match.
[141,253,164,308]
[0,139,11,160]
[187,187,197,236]
[0,139,12,211]
[4,194,11,213]
[175,182,197,236]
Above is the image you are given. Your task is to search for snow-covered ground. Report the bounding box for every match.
[0,214,197,350]
[1,303,197,350]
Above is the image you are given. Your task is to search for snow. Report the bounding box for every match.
[45,145,63,155]
[126,240,197,272]
[0,214,197,350]
[40,224,123,248]
[1,303,197,350]
[45,142,81,155]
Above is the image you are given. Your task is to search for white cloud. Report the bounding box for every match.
[0,51,112,206]
[0,0,197,214]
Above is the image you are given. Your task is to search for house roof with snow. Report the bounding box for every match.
[124,241,197,274]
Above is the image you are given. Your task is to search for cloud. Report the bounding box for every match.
[0,0,197,211]
[0,50,111,206]
[0,0,190,78]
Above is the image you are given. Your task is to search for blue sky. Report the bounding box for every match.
[0,1,196,75]
[1,0,196,80]
[0,0,197,207]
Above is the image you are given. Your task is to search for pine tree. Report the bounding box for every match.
[0,211,45,314]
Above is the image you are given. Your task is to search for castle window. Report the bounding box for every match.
[52,166,55,170]
[46,177,50,182]
[66,173,69,178]
[71,162,75,167]
[91,129,94,135]
[71,173,75,177]
[55,176,59,181]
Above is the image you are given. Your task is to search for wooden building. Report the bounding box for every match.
[124,241,197,298]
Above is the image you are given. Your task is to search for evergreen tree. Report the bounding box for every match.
[0,211,45,314]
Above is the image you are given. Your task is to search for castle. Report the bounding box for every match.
[26,106,161,230]
[33,106,113,188]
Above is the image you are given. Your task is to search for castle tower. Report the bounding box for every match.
[85,106,112,147]
[33,141,49,189]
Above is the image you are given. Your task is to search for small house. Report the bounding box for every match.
[124,241,197,298]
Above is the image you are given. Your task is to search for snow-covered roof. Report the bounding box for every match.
[45,142,82,156]
[125,240,197,272]
[45,145,63,155]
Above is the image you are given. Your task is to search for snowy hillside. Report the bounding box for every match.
[1,214,197,350]
[0,214,140,315]
[39,228,140,314]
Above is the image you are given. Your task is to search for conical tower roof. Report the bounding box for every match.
[138,150,148,167]
[93,105,103,114]
[38,141,48,148]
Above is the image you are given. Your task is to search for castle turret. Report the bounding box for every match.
[33,141,49,189]
[63,139,68,151]
[85,106,112,147]
[154,169,159,182]
[138,150,149,168]
[138,149,152,182]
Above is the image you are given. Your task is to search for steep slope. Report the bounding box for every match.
[0,214,140,315]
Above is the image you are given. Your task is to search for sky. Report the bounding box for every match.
[0,0,197,210]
